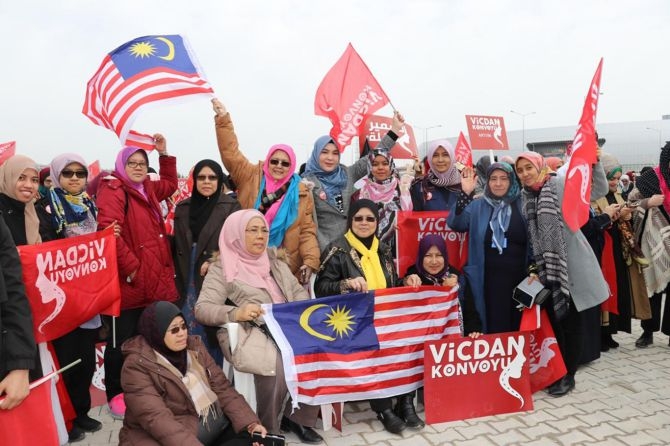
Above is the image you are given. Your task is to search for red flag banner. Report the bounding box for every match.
[87,160,100,181]
[315,43,390,151]
[465,115,509,150]
[454,131,473,168]
[0,141,16,165]
[396,211,469,276]
[82,35,213,143]
[360,115,417,159]
[18,227,121,342]
[164,176,192,234]
[519,306,567,393]
[424,332,533,423]
[125,130,156,151]
[562,58,604,231]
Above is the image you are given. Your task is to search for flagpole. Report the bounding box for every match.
[29,359,82,389]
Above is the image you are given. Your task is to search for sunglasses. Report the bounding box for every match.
[167,323,187,335]
[61,170,88,179]
[269,159,291,168]
[353,215,377,223]
[196,175,218,182]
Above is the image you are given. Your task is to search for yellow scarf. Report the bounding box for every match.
[344,230,387,290]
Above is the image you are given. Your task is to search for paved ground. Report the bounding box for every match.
[80,324,670,445]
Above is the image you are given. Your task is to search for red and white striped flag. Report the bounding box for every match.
[263,286,461,407]
[125,130,156,151]
[82,35,213,143]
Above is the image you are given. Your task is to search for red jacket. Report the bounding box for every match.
[96,155,178,310]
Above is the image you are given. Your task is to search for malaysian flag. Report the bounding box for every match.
[262,286,461,407]
[82,35,213,142]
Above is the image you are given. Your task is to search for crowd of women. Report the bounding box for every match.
[1,98,669,445]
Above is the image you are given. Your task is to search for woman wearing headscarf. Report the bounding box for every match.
[120,301,266,446]
[411,140,462,211]
[302,113,403,250]
[352,147,413,253]
[212,99,319,285]
[96,135,178,419]
[45,153,105,439]
[173,159,241,364]
[314,199,422,435]
[195,210,323,444]
[447,162,528,334]
[591,153,650,350]
[628,142,670,348]
[545,157,564,172]
[514,151,609,397]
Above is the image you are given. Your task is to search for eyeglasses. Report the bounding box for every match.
[61,170,88,179]
[245,228,270,235]
[167,323,187,335]
[353,216,377,223]
[196,175,218,182]
[269,159,291,168]
[126,161,148,169]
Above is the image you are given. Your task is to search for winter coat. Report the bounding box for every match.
[0,194,57,245]
[119,335,259,446]
[314,236,397,298]
[410,181,459,211]
[214,113,320,276]
[195,248,309,374]
[96,155,178,310]
[0,216,35,380]
[172,194,241,301]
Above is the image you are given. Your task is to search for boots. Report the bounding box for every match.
[376,408,406,434]
[394,395,425,429]
[600,326,619,351]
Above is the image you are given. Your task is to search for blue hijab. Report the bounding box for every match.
[483,162,520,254]
[254,173,300,247]
[303,135,347,209]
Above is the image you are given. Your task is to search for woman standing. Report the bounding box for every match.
[314,199,423,435]
[302,115,402,250]
[410,140,462,211]
[212,99,319,284]
[173,159,240,364]
[196,210,323,444]
[120,301,266,446]
[96,136,178,418]
[515,151,609,397]
[448,162,528,334]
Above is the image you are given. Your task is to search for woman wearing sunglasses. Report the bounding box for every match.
[212,99,319,285]
[96,135,179,419]
[120,301,267,446]
[173,159,241,365]
[314,199,422,435]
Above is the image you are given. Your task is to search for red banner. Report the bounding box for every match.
[360,115,417,159]
[0,141,16,166]
[424,332,532,423]
[396,211,468,276]
[465,115,509,150]
[18,227,121,342]
[454,131,473,168]
[164,176,193,235]
[0,376,59,446]
[519,307,567,393]
[87,160,100,181]
[562,58,603,231]
[315,43,390,151]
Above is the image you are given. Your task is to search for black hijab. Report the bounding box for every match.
[347,199,380,249]
[189,159,224,241]
[137,301,187,375]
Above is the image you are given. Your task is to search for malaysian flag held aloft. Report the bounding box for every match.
[262,286,461,408]
[82,35,213,143]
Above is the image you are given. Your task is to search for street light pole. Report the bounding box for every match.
[510,110,536,150]
[414,124,442,158]
[646,127,662,149]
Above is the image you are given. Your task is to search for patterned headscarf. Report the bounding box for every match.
[425,139,461,189]
[48,153,97,236]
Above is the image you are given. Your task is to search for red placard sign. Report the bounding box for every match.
[465,115,509,150]
[424,332,533,423]
[361,115,418,159]
[396,211,468,276]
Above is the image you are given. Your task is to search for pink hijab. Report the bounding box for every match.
[261,144,297,225]
[114,146,149,197]
[218,209,284,303]
[515,151,549,191]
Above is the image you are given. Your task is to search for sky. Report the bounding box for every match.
[1,0,668,174]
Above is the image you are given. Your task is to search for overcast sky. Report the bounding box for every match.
[1,0,667,173]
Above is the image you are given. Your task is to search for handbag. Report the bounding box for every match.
[513,276,550,308]
[231,323,278,376]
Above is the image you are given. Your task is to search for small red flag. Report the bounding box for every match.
[519,307,567,393]
[0,141,16,166]
[454,132,473,168]
[125,130,156,151]
[562,58,603,231]
[87,160,101,181]
[315,43,390,151]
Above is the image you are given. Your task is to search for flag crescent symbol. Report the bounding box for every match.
[299,304,336,341]
[155,37,175,61]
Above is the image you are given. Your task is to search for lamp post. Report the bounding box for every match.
[646,127,662,149]
[510,110,536,150]
[414,124,442,158]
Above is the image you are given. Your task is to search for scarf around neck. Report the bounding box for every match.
[344,230,386,290]
[483,163,520,254]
